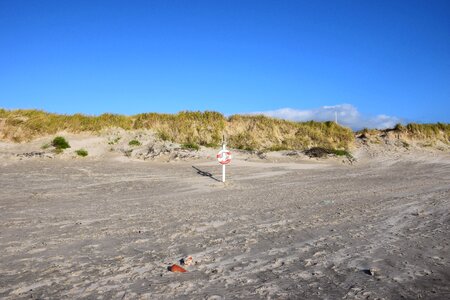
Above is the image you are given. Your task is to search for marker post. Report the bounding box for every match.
[222,143,226,182]
[216,140,232,183]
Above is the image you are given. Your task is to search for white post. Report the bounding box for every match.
[222,142,226,183]
[222,164,225,183]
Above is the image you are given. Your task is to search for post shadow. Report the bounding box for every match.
[192,166,221,182]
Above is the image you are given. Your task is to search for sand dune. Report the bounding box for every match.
[0,142,449,299]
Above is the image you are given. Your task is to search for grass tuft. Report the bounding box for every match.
[128,140,141,146]
[52,136,70,150]
[75,149,88,157]
[181,142,200,151]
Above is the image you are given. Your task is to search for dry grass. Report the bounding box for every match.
[403,123,450,142]
[6,109,447,150]
[226,115,354,150]
[133,111,225,146]
[357,123,450,145]
[0,109,132,142]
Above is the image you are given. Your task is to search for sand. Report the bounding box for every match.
[0,141,449,299]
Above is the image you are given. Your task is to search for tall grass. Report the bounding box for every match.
[0,109,132,141]
[0,109,351,149]
[133,111,225,146]
[403,123,450,142]
[7,108,448,150]
[357,123,450,144]
[226,115,354,150]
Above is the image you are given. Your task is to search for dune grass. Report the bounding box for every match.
[3,108,447,150]
[0,109,355,150]
[403,123,450,142]
[0,109,132,142]
[133,111,226,146]
[357,123,450,145]
[226,115,354,151]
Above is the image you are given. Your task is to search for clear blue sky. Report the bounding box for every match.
[1,0,449,124]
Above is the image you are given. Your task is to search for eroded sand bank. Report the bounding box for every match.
[1,152,449,299]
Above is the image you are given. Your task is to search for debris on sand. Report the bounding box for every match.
[180,256,194,266]
[168,256,195,273]
[361,268,379,276]
[168,264,187,273]
[16,152,53,159]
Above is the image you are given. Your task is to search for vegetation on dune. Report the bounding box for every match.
[226,115,354,151]
[75,149,88,157]
[330,149,352,157]
[133,111,226,146]
[403,123,450,141]
[108,137,121,145]
[304,147,353,159]
[51,136,70,150]
[181,142,200,151]
[357,123,450,145]
[0,109,132,142]
[128,139,141,146]
[0,109,358,150]
[0,109,226,146]
[2,108,447,151]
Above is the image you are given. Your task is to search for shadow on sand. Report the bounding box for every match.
[192,166,221,182]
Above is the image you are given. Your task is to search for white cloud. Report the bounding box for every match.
[249,104,403,130]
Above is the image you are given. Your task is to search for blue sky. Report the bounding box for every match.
[0,0,449,128]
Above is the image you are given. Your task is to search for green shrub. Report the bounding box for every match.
[75,149,88,157]
[128,139,141,146]
[52,136,70,150]
[181,142,200,151]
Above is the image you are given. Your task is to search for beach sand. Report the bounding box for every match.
[0,147,449,299]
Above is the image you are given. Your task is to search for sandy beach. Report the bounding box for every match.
[0,147,449,299]
[2,0,449,298]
